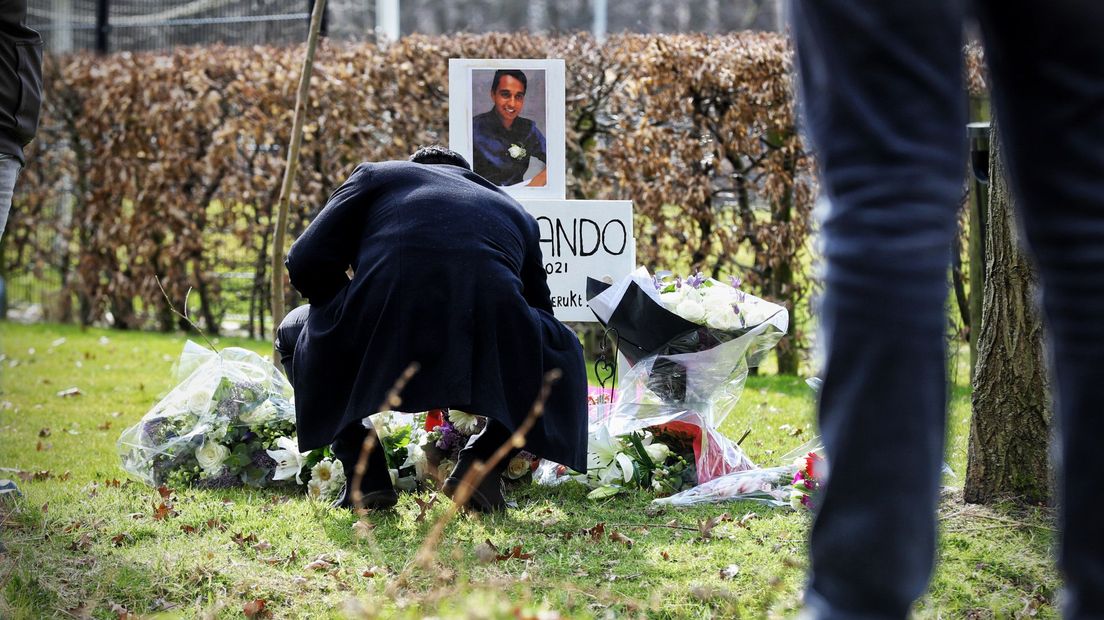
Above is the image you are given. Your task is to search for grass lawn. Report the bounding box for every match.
[0,322,1059,618]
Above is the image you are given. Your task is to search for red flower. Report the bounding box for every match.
[425,409,445,431]
[804,453,824,480]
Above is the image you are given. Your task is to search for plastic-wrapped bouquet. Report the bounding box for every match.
[117,341,344,502]
[575,427,695,498]
[580,267,789,490]
[652,440,825,509]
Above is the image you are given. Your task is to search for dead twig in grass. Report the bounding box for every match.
[405,369,561,575]
[155,277,218,352]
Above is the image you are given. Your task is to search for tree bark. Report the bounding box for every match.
[964,117,1052,505]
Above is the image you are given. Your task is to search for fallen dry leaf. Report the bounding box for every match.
[720,564,740,580]
[736,512,758,528]
[67,533,93,552]
[698,516,723,540]
[609,531,635,548]
[414,495,438,523]
[252,540,273,552]
[305,557,334,571]
[495,545,533,562]
[56,387,82,398]
[180,524,197,534]
[111,533,132,547]
[38,427,51,437]
[585,522,606,542]
[97,421,112,431]
[242,598,270,618]
[36,441,51,451]
[661,550,671,561]
[152,502,177,521]
[156,485,173,500]
[231,532,258,546]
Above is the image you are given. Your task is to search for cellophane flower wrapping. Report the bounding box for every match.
[583,268,789,489]
[117,341,299,489]
[652,439,825,508]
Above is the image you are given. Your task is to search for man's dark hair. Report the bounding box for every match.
[491,69,527,93]
[409,145,471,170]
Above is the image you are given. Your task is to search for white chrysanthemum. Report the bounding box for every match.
[447,409,482,435]
[311,459,340,488]
[267,436,308,485]
[508,143,527,159]
[328,459,346,493]
[195,440,230,474]
[307,478,325,500]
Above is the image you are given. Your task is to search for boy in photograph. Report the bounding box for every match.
[472,69,548,188]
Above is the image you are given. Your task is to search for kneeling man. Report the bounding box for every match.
[275,146,587,512]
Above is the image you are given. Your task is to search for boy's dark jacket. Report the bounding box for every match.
[0,0,43,164]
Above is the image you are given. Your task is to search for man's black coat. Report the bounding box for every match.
[285,160,587,472]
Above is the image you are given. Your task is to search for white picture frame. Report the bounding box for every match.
[449,58,567,200]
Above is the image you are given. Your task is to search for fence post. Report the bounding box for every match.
[592,0,607,43]
[95,0,110,54]
[376,0,400,43]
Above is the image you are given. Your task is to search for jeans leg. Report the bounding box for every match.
[0,154,21,242]
[791,1,966,616]
[274,304,310,383]
[974,2,1104,615]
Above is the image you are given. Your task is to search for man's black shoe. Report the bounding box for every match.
[330,484,399,510]
[441,471,507,513]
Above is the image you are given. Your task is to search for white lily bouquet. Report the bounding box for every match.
[117,341,344,501]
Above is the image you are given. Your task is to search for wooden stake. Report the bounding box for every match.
[270,0,327,362]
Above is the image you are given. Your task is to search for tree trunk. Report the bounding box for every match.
[964,117,1052,505]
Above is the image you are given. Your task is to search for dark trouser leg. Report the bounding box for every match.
[274,304,311,383]
[974,2,1104,615]
[444,419,518,512]
[461,420,520,465]
[791,1,966,616]
[330,420,393,495]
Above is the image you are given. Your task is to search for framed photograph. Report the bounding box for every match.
[449,58,566,200]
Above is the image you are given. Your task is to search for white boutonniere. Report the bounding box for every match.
[508,144,527,160]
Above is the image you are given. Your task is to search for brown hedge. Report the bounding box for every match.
[12,34,984,370]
